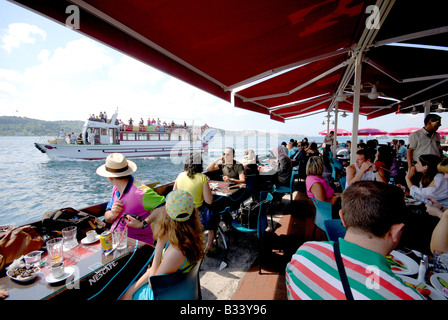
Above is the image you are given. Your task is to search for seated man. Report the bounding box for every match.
[345,149,386,188]
[286,181,424,300]
[97,153,165,245]
[206,147,245,184]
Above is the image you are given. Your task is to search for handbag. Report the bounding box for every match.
[0,225,43,271]
[42,207,106,240]
[238,201,260,229]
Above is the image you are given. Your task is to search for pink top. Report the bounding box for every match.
[306,175,334,201]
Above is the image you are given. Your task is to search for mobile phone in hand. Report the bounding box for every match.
[412,192,433,206]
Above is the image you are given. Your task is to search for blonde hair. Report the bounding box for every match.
[306,156,324,176]
[437,157,448,173]
[152,207,205,264]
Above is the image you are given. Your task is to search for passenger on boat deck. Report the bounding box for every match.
[286,181,424,300]
[96,153,165,245]
[323,130,334,147]
[120,189,205,300]
[240,148,258,176]
[139,118,144,125]
[147,118,151,126]
[58,129,65,138]
[305,156,341,218]
[405,154,448,206]
[128,118,134,125]
[103,111,107,123]
[345,148,386,189]
[206,147,246,184]
[174,152,216,253]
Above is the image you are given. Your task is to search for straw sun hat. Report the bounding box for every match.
[96,153,137,177]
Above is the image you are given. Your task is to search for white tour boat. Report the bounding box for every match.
[34,112,217,160]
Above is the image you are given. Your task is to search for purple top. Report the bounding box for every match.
[306,175,334,201]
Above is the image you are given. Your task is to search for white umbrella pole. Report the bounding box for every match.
[350,55,362,164]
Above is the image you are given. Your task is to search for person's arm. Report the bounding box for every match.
[104,198,123,223]
[407,148,414,169]
[374,167,387,183]
[430,209,448,254]
[206,157,223,172]
[203,181,213,205]
[405,166,416,189]
[310,182,327,202]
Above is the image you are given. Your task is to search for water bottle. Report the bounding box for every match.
[388,177,395,186]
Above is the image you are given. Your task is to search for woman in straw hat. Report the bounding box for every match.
[96,153,165,245]
[121,189,205,300]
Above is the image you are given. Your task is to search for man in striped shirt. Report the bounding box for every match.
[286,181,424,300]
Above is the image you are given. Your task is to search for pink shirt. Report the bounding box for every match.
[306,175,334,201]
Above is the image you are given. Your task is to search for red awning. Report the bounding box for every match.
[10,0,448,122]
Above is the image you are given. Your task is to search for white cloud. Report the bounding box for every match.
[1,23,46,52]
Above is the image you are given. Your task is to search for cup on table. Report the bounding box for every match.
[46,237,63,264]
[62,226,78,250]
[51,261,65,279]
[113,228,128,250]
[86,230,97,242]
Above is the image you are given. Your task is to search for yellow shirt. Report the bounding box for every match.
[175,171,208,208]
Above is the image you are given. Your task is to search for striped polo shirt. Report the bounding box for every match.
[285,240,424,300]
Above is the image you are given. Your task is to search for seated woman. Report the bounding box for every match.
[422,158,448,253]
[121,190,205,300]
[306,156,341,218]
[240,148,259,176]
[406,154,448,206]
[307,142,320,157]
[275,145,292,187]
[174,152,216,253]
[374,145,394,181]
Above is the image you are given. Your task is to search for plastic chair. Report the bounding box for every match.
[149,260,203,300]
[259,191,274,230]
[311,198,333,239]
[324,219,346,242]
[231,196,272,274]
[273,172,298,202]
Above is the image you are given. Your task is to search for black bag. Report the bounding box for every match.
[42,207,106,240]
[239,201,260,229]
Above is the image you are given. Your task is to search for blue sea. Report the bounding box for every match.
[0,134,402,226]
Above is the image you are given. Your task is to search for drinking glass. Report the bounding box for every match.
[113,228,128,250]
[46,238,63,264]
[62,226,78,250]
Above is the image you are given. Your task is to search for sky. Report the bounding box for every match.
[1,1,448,137]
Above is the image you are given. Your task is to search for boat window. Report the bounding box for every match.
[160,133,169,141]
[101,129,107,135]
[149,134,159,140]
[138,134,148,141]
[125,133,136,141]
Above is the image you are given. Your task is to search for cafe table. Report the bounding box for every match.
[0,237,154,300]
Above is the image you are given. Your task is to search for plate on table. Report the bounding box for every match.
[430,273,448,298]
[81,234,100,244]
[387,250,419,275]
[399,275,446,300]
[45,266,75,284]
[7,265,40,283]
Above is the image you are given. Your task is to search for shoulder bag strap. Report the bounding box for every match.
[333,242,354,300]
